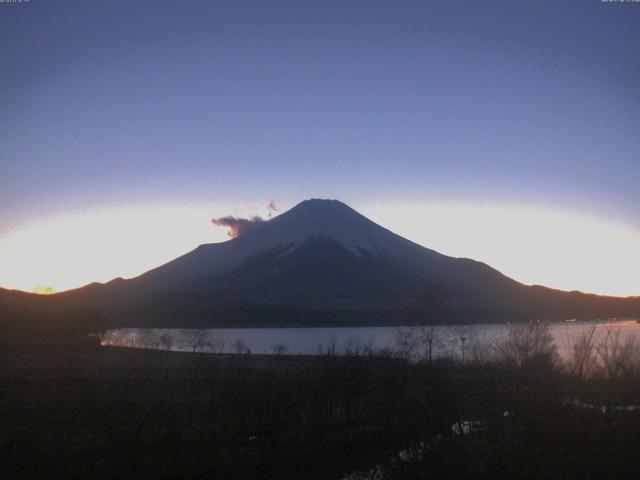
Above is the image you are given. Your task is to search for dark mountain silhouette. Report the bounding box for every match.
[1,199,639,335]
[130,199,519,299]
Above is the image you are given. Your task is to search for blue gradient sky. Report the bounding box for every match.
[1,1,639,295]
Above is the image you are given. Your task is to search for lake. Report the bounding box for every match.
[101,319,640,360]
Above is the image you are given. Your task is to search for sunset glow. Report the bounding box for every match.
[4,3,640,477]
[3,1,638,301]
[0,204,229,293]
[1,202,637,297]
[364,202,640,297]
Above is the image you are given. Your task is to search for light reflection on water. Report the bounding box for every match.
[101,320,640,359]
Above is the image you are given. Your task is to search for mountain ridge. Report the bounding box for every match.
[1,199,639,331]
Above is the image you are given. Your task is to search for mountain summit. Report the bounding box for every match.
[84,198,634,326]
[245,198,424,255]
[4,199,637,328]
[136,199,442,290]
[131,198,506,299]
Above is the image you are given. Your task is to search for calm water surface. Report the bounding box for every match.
[102,320,640,359]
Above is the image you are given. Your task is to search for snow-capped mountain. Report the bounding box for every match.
[128,198,516,300]
[3,199,638,328]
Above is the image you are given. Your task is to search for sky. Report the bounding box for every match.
[1,0,639,296]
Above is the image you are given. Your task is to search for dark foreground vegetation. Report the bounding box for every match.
[4,322,640,479]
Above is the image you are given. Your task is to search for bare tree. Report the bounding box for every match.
[465,330,496,365]
[394,328,419,360]
[159,332,173,351]
[344,337,364,357]
[209,330,226,353]
[362,336,376,357]
[595,326,640,378]
[139,329,162,350]
[183,329,211,353]
[232,338,250,354]
[320,335,339,356]
[342,336,375,357]
[417,325,443,364]
[397,283,451,362]
[394,326,445,363]
[494,321,558,369]
[566,323,599,379]
[441,325,470,362]
[271,343,288,355]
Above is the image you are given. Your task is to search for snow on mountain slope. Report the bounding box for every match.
[13,199,638,326]
[133,199,448,290]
